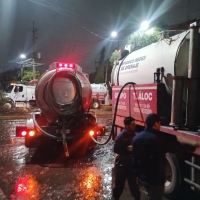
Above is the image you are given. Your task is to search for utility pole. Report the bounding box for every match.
[30,21,39,80]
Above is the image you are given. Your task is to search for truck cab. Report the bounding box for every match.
[5,84,36,108]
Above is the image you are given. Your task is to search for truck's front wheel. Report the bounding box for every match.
[4,98,15,109]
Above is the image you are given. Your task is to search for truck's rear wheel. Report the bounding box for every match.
[91,101,100,109]
[164,153,182,199]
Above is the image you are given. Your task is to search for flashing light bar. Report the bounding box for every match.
[56,62,75,70]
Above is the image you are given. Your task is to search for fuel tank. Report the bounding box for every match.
[111,30,190,94]
[35,63,92,123]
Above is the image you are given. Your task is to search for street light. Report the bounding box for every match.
[111,31,117,37]
[20,54,26,59]
[140,21,150,31]
[19,54,27,82]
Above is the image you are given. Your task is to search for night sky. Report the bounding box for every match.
[0,0,200,74]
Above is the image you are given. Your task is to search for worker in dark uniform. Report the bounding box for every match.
[112,116,140,200]
[132,113,197,200]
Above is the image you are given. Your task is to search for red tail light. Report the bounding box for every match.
[16,127,35,137]
[21,131,27,136]
[16,127,27,137]
[96,131,101,135]
[89,129,102,137]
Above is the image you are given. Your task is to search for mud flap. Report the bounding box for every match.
[63,141,69,157]
[62,133,69,157]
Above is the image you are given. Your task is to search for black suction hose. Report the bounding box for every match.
[32,70,84,140]
[90,82,138,145]
[45,70,83,115]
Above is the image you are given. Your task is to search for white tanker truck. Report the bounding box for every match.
[111,25,200,199]
[15,62,104,157]
[90,83,108,109]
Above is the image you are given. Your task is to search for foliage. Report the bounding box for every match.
[17,69,42,85]
[109,50,120,66]
[0,69,19,91]
[0,90,7,106]
[0,69,42,90]
[94,65,104,83]
[127,27,162,50]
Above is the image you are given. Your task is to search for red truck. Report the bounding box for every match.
[111,25,200,199]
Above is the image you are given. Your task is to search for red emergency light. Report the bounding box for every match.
[56,62,75,70]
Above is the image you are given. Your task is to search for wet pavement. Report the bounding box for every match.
[0,116,113,200]
[0,107,171,199]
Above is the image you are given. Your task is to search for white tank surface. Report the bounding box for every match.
[111,30,190,94]
[91,83,107,101]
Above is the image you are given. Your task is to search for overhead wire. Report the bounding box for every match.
[27,0,126,42]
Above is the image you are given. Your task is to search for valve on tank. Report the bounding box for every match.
[154,67,164,83]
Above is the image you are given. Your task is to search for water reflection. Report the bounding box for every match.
[12,174,40,200]
[78,167,102,199]
[0,116,115,199]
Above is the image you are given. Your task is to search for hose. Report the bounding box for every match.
[32,70,84,140]
[45,70,83,115]
[32,111,62,140]
[90,82,145,145]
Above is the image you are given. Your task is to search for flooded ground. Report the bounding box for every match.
[0,107,197,200]
[0,108,114,200]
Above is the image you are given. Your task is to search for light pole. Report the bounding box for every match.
[32,57,35,80]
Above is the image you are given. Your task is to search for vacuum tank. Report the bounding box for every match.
[111,30,190,95]
[35,62,92,123]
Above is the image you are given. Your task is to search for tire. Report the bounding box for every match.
[164,153,182,199]
[3,103,12,109]
[8,98,15,108]
[4,98,15,109]
[91,101,100,109]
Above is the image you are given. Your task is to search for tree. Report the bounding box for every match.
[17,69,42,85]
[0,90,7,106]
[94,47,106,83]
[127,27,162,51]
[94,65,104,83]
[0,69,19,90]
[109,50,120,66]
